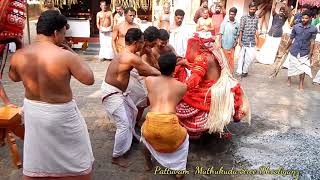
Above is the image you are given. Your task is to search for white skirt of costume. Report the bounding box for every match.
[127,69,148,108]
[141,135,189,170]
[313,70,320,84]
[99,27,114,59]
[257,35,281,64]
[23,98,94,177]
[101,81,139,157]
[236,46,257,74]
[288,53,312,78]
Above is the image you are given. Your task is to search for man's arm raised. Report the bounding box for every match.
[67,52,94,85]
[131,55,160,76]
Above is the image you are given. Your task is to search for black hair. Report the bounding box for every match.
[124,7,136,14]
[125,28,143,45]
[302,11,311,18]
[159,29,169,41]
[158,53,177,76]
[144,26,160,42]
[175,9,185,16]
[229,7,237,14]
[36,10,68,36]
[201,0,208,4]
[249,2,257,8]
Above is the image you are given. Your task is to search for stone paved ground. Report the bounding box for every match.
[0,53,319,180]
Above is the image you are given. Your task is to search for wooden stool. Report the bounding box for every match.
[0,107,24,168]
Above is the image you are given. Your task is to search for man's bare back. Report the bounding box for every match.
[146,76,186,113]
[10,42,94,103]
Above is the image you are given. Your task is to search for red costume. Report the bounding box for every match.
[175,33,246,139]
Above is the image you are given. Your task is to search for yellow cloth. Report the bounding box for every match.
[141,112,187,153]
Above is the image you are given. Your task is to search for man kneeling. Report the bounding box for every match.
[141,53,188,179]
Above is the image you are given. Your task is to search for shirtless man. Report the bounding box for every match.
[43,0,60,13]
[113,4,124,26]
[97,1,114,61]
[141,53,188,179]
[9,10,94,180]
[196,8,214,33]
[152,29,183,67]
[101,28,160,168]
[128,26,160,127]
[158,2,171,32]
[112,7,139,54]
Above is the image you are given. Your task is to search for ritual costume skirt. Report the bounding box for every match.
[257,35,281,65]
[22,98,94,177]
[288,53,312,78]
[236,46,256,75]
[116,43,125,53]
[99,30,114,59]
[141,112,189,170]
[176,102,209,139]
[101,81,138,157]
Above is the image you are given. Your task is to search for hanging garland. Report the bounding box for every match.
[40,0,78,8]
[111,0,152,11]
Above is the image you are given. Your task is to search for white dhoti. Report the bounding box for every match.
[257,35,281,64]
[169,26,192,57]
[141,136,189,170]
[99,29,114,59]
[313,70,320,84]
[127,69,148,108]
[288,53,312,78]
[236,46,257,75]
[23,98,94,177]
[101,81,138,157]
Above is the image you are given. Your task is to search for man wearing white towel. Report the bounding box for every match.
[9,10,94,180]
[97,1,114,61]
[101,28,160,168]
[285,11,317,91]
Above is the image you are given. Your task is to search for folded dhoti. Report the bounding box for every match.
[288,53,312,78]
[22,98,94,177]
[127,69,148,108]
[101,81,138,157]
[141,112,189,170]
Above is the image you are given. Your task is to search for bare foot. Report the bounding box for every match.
[112,157,131,168]
[176,174,185,179]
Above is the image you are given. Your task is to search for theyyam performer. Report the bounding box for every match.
[175,32,251,139]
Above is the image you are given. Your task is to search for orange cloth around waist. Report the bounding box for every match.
[141,112,187,153]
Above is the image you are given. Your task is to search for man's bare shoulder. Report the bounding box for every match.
[117,52,138,64]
